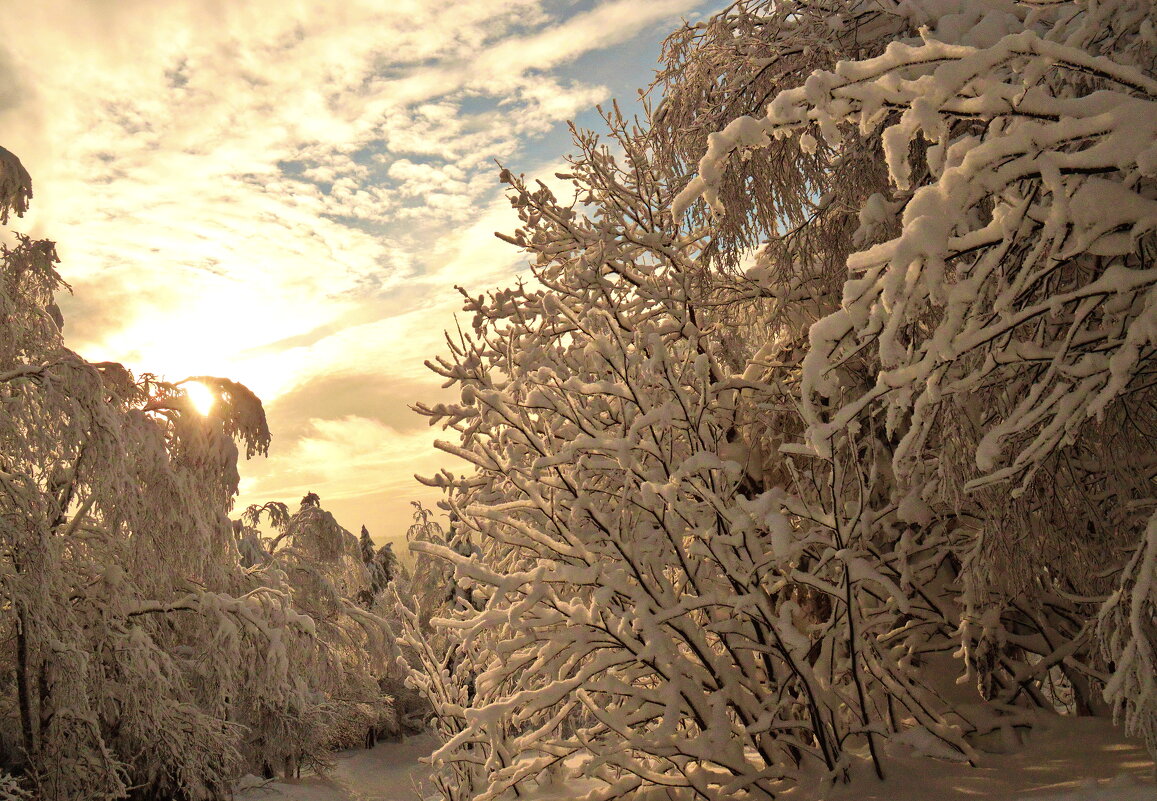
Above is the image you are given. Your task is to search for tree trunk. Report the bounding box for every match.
[15,607,37,762]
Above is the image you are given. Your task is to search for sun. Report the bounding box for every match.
[183,381,216,416]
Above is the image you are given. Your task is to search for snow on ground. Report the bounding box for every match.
[236,734,436,801]
[238,717,1153,801]
[785,716,1155,801]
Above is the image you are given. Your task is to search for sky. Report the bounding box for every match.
[0,0,720,546]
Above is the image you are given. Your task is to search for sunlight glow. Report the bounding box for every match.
[184,381,216,416]
[97,290,336,404]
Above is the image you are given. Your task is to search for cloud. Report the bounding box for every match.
[0,0,711,541]
[265,370,439,439]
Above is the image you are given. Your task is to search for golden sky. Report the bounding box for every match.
[0,0,715,544]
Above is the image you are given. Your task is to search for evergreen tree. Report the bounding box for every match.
[359,525,375,565]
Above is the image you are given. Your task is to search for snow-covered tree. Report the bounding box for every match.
[409,2,1157,798]
[0,148,335,799]
[359,525,403,600]
[394,505,481,799]
[668,0,1157,754]
[360,524,376,565]
[240,496,398,758]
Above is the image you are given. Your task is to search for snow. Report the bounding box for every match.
[236,735,436,801]
[239,718,1152,801]
[786,716,1154,801]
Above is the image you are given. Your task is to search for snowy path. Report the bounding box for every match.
[236,734,436,801]
[239,718,1153,801]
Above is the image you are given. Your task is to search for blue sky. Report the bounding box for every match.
[0,0,722,543]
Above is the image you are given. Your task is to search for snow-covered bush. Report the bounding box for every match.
[670,0,1157,755]
[412,111,943,799]
[410,1,1157,798]
[394,505,483,800]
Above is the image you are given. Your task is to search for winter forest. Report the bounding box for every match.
[2,0,1157,799]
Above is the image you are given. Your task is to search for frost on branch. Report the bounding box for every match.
[410,109,974,801]
[672,0,1157,764]
[1100,512,1157,754]
[410,2,1157,799]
